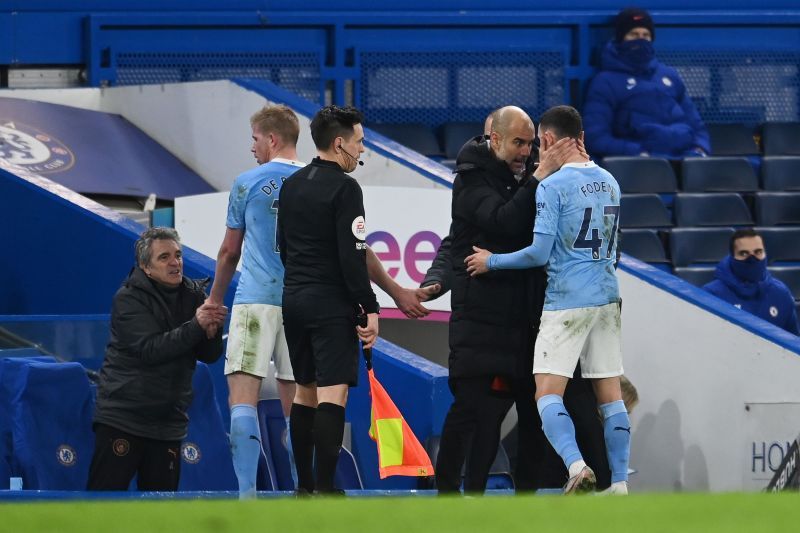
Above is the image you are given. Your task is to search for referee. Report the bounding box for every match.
[277,105,379,494]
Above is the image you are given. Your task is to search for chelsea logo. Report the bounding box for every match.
[181,442,202,464]
[56,444,77,467]
[0,121,75,174]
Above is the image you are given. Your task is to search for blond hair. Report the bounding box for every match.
[250,104,300,146]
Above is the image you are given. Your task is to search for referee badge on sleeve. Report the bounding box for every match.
[352,216,367,240]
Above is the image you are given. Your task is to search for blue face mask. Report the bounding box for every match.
[616,39,655,69]
[730,255,768,283]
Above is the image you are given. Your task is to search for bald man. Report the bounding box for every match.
[436,106,584,493]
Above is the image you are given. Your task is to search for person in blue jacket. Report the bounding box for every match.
[704,229,799,335]
[583,7,710,159]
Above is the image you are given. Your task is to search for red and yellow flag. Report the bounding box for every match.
[367,369,434,479]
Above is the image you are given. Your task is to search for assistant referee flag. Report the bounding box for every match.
[367,369,434,479]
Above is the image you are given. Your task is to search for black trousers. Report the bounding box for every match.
[435,376,514,493]
[86,423,182,491]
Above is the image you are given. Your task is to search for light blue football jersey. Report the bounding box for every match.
[226,158,305,306]
[534,161,621,310]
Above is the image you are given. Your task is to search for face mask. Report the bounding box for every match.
[730,255,767,283]
[616,39,655,68]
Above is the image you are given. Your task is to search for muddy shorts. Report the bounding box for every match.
[533,302,622,379]
[224,303,293,380]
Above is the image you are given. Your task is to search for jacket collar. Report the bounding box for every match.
[454,137,518,184]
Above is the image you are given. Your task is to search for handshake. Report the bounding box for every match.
[195,300,228,339]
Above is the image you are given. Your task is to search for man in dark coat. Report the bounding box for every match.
[87,227,226,491]
[583,7,710,159]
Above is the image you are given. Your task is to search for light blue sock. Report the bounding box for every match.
[284,415,299,488]
[601,400,631,483]
[537,394,583,470]
[230,404,261,499]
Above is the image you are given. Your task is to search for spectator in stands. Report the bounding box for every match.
[703,229,799,335]
[87,227,226,491]
[431,105,612,494]
[583,7,710,159]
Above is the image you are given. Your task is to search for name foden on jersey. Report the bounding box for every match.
[579,181,612,197]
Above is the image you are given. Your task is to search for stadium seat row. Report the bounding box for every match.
[369,122,800,164]
[707,123,800,156]
[0,357,238,491]
[604,156,800,194]
[621,192,800,228]
[621,227,800,268]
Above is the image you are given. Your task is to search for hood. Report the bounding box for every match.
[714,255,771,299]
[600,40,658,76]
[454,135,493,172]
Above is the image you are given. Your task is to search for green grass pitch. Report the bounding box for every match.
[1,493,799,532]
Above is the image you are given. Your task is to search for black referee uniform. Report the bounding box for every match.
[277,156,378,492]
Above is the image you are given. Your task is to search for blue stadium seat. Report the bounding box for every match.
[369,123,444,158]
[257,398,292,490]
[669,227,735,267]
[440,122,482,160]
[619,229,669,265]
[707,124,759,156]
[754,192,800,226]
[485,440,514,490]
[760,156,800,191]
[0,356,60,484]
[256,397,362,491]
[673,266,717,288]
[335,445,364,490]
[681,157,759,192]
[674,193,753,227]
[762,122,800,156]
[2,360,94,490]
[769,266,800,301]
[178,362,238,491]
[620,194,672,228]
[601,157,677,194]
[755,227,800,264]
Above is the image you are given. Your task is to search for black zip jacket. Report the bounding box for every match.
[93,267,223,441]
[278,157,378,315]
[448,137,547,379]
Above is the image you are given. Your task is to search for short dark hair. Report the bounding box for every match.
[250,104,300,146]
[310,105,364,150]
[135,227,180,268]
[538,105,583,140]
[730,228,762,255]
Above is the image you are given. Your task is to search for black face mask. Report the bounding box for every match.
[616,39,655,69]
[730,255,768,283]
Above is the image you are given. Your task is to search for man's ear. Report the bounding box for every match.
[489,130,500,148]
[541,130,552,150]
[579,131,585,142]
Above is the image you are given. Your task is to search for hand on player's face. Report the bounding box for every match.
[465,246,491,277]
[535,135,579,181]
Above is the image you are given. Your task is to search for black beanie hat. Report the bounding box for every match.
[615,8,655,42]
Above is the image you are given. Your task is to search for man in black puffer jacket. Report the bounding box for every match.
[87,227,226,491]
